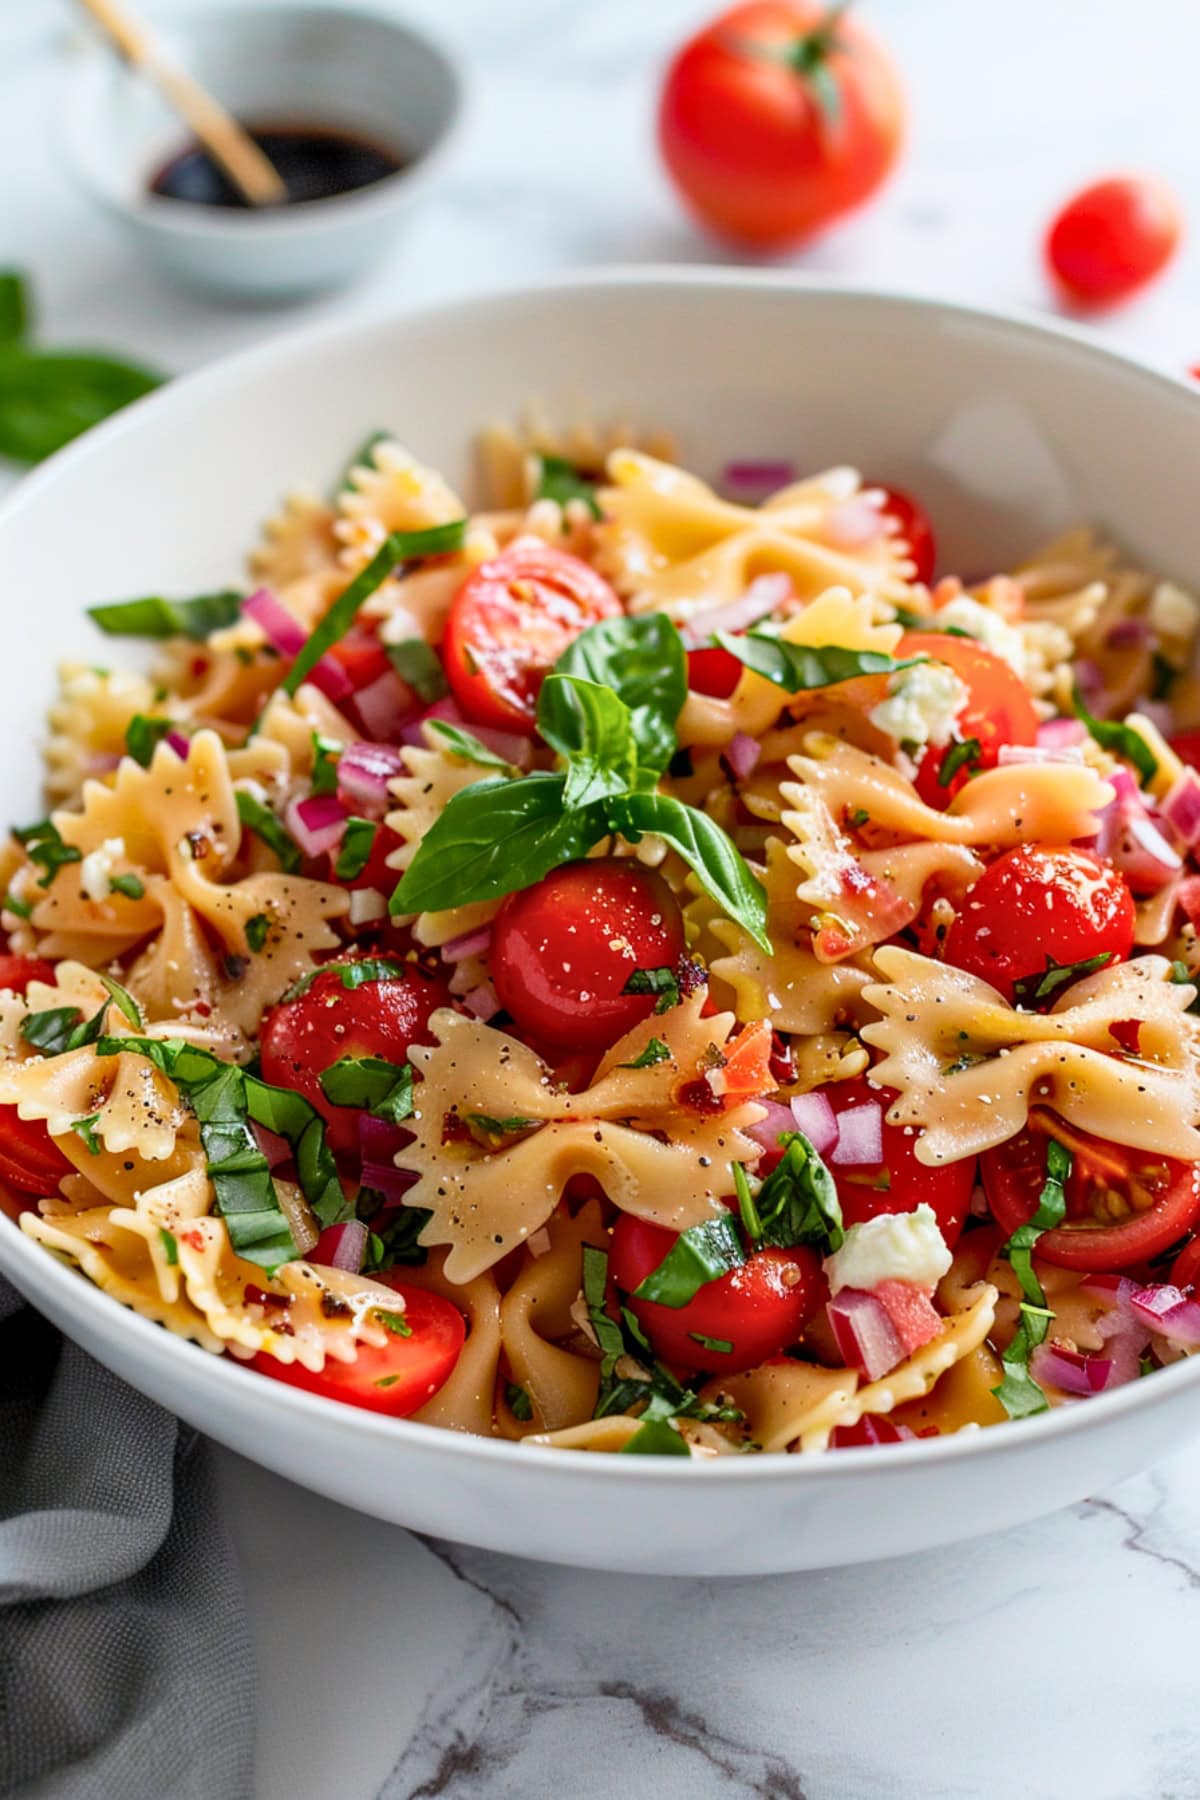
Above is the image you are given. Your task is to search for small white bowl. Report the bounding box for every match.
[56,1,465,302]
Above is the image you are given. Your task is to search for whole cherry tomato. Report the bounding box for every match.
[443,540,621,734]
[943,845,1135,1004]
[491,858,685,1052]
[658,2,905,249]
[1046,176,1182,309]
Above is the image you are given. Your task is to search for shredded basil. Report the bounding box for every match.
[847,807,871,828]
[732,1161,764,1241]
[124,714,173,768]
[621,967,681,1016]
[617,1038,671,1070]
[361,1205,430,1270]
[335,429,391,495]
[386,638,449,702]
[158,1227,179,1265]
[319,1054,414,1124]
[283,957,408,1003]
[632,1215,746,1308]
[1011,951,1116,1010]
[688,1332,733,1356]
[991,1138,1071,1419]
[466,1111,538,1138]
[235,791,301,873]
[334,817,377,881]
[21,974,140,1056]
[71,1113,102,1155]
[3,890,31,919]
[742,1132,844,1254]
[1071,685,1158,786]
[310,733,341,796]
[88,590,242,641]
[714,634,923,693]
[109,873,145,901]
[245,913,270,953]
[506,1381,534,1421]
[374,1307,413,1338]
[533,453,601,519]
[425,719,520,773]
[937,736,982,787]
[14,819,82,889]
[284,520,466,695]
[620,1403,691,1457]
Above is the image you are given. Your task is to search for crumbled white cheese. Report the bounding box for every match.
[935,596,1027,678]
[824,1203,953,1295]
[79,837,126,903]
[1149,580,1200,641]
[868,662,967,750]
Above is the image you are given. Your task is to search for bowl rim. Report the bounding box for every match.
[3,263,1200,1483]
[55,0,468,241]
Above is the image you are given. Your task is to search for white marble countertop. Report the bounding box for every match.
[6,1,1200,1794]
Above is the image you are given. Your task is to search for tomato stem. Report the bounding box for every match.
[728,4,851,123]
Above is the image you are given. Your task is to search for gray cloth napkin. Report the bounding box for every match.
[0,1275,254,1799]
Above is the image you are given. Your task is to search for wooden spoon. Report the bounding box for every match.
[76,0,288,207]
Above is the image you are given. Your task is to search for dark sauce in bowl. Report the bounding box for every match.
[149,123,408,210]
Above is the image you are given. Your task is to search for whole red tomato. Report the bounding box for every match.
[1046,176,1182,309]
[658,2,905,249]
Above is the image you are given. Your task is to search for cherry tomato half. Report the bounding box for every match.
[875,485,935,586]
[260,961,451,1152]
[0,1109,74,1198]
[813,1075,972,1248]
[944,845,1135,1005]
[687,645,744,699]
[443,540,621,734]
[1170,1236,1200,1292]
[982,1115,1200,1272]
[611,1212,823,1374]
[658,2,905,249]
[901,631,1039,809]
[1170,730,1200,772]
[250,1276,464,1417]
[1046,176,1182,309]
[491,858,685,1053]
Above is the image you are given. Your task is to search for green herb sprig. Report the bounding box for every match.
[991,1138,1071,1419]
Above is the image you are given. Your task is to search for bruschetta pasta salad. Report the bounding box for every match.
[9,423,1200,1459]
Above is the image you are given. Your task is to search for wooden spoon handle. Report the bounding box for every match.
[76,0,288,207]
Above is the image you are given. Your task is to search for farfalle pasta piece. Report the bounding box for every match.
[497,1198,605,1435]
[405,996,768,1282]
[862,947,1200,1165]
[595,452,913,622]
[45,663,161,806]
[335,439,466,572]
[403,1251,504,1436]
[248,491,341,601]
[709,837,875,1031]
[476,409,677,509]
[384,724,503,947]
[0,1042,191,1170]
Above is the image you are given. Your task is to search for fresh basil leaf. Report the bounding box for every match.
[71,1113,102,1155]
[617,1037,671,1070]
[310,733,341,796]
[534,453,601,519]
[18,977,134,1055]
[554,613,686,778]
[605,791,770,954]
[98,974,143,1029]
[715,633,922,693]
[385,638,449,703]
[0,346,162,466]
[158,1227,179,1265]
[374,1307,413,1338]
[361,1204,430,1270]
[732,1160,763,1241]
[390,774,604,915]
[88,590,243,641]
[620,1412,691,1457]
[335,429,391,496]
[583,1243,627,1393]
[632,1215,746,1307]
[284,519,466,695]
[3,890,31,920]
[235,791,301,872]
[0,272,28,345]
[506,1381,534,1420]
[245,913,270,953]
[94,1033,224,1085]
[294,1115,348,1227]
[319,1054,414,1123]
[334,817,377,880]
[752,1132,844,1253]
[14,819,82,890]
[124,714,172,768]
[622,967,680,1015]
[189,1063,300,1268]
[689,1332,733,1355]
[937,736,981,787]
[536,673,638,807]
[1011,951,1115,1011]
[1071,684,1157,786]
[992,1138,1071,1419]
[426,719,519,774]
[282,957,408,1002]
[109,872,145,901]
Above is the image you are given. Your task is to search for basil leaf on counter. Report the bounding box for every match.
[715,633,923,693]
[0,347,162,466]
[89,590,243,641]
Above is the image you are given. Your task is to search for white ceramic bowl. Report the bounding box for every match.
[3,271,1200,1575]
[57,1,464,301]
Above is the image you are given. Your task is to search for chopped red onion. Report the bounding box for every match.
[1078,1274,1152,1383]
[998,743,1085,768]
[875,1279,943,1356]
[312,1219,367,1273]
[827,1289,904,1381]
[242,587,307,657]
[1075,659,1105,702]
[165,730,191,760]
[399,695,460,748]
[823,495,885,550]
[307,655,355,704]
[361,1162,420,1203]
[829,1099,883,1167]
[1129,1282,1200,1347]
[1030,1343,1115,1396]
[1178,876,1200,927]
[724,732,762,780]
[355,670,414,743]
[464,980,501,1021]
[1036,717,1087,751]
[338,741,407,816]
[251,1123,291,1169]
[682,574,792,643]
[359,1114,410,1163]
[1105,616,1152,650]
[1114,812,1182,892]
[721,460,796,503]
[1161,769,1200,847]
[744,1100,797,1156]
[440,924,493,963]
[285,793,348,859]
[789,1090,838,1157]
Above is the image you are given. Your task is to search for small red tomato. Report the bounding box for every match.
[0,956,56,994]
[813,1076,972,1248]
[491,858,685,1053]
[0,1110,74,1198]
[611,1212,823,1374]
[658,2,905,249]
[944,845,1136,1004]
[1170,730,1200,772]
[687,645,744,699]
[327,629,392,693]
[1046,176,1182,308]
[250,1276,465,1417]
[260,960,451,1152]
[874,484,935,585]
[901,632,1040,809]
[443,541,621,734]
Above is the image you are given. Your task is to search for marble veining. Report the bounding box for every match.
[6,0,1200,1794]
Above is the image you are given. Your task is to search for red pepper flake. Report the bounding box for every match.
[1109,1018,1142,1054]
[245,1284,290,1311]
[677,1076,724,1115]
[442,1111,473,1146]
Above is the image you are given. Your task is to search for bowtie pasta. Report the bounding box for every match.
[8,427,1200,1458]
